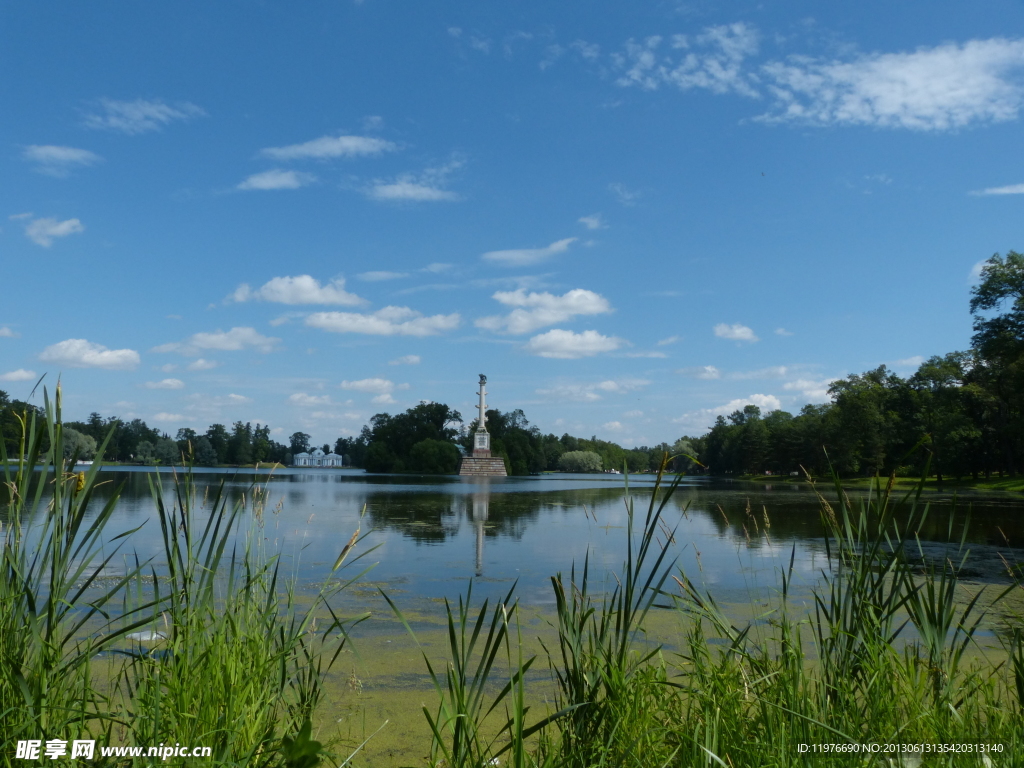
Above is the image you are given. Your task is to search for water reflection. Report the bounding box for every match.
[9,468,1024,605]
[472,481,490,577]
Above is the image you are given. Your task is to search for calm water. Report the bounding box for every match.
[34,467,1024,609]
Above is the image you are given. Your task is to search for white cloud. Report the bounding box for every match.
[476,288,612,334]
[537,377,649,402]
[237,169,315,190]
[608,183,641,205]
[306,306,460,336]
[23,145,102,177]
[606,29,1024,132]
[153,327,280,355]
[152,412,185,422]
[783,378,833,401]
[367,157,462,202]
[230,275,365,306]
[971,183,1024,195]
[657,335,679,346]
[0,326,19,337]
[40,339,140,370]
[572,40,601,61]
[423,262,453,273]
[893,355,925,368]
[25,217,84,247]
[614,24,760,97]
[0,369,36,382]
[144,378,185,390]
[578,213,606,230]
[372,393,397,404]
[186,358,218,371]
[603,421,624,431]
[714,323,759,342]
[369,181,458,201]
[260,134,397,160]
[775,327,794,336]
[389,355,421,365]
[8,213,33,220]
[760,38,1024,130]
[357,271,409,281]
[730,365,788,379]
[672,393,783,430]
[626,351,668,358]
[523,329,625,358]
[481,237,577,267]
[721,394,782,412]
[678,365,721,379]
[594,378,650,394]
[340,378,398,394]
[84,98,205,134]
[289,393,332,406]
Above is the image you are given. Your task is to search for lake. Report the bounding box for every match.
[56,467,1024,611]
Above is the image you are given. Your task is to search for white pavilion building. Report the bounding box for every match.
[292,448,343,467]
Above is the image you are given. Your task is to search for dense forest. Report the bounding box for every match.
[3,252,1021,478]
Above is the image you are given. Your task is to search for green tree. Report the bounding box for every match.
[969,251,1024,475]
[363,441,398,473]
[252,424,272,462]
[154,437,180,464]
[362,402,462,473]
[193,436,217,467]
[558,450,602,473]
[289,432,311,455]
[205,424,230,464]
[135,440,155,463]
[408,439,461,474]
[228,422,253,464]
[62,427,97,460]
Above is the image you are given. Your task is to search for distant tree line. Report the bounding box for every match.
[696,252,1024,480]
[0,402,296,467]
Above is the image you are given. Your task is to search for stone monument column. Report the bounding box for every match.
[472,373,491,458]
[457,374,507,477]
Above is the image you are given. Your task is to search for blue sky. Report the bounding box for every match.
[2,0,1023,447]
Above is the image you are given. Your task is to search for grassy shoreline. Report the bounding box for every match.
[733,472,1024,494]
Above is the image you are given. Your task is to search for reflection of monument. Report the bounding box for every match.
[457,374,507,476]
[471,483,490,576]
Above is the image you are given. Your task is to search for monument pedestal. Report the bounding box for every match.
[458,456,507,476]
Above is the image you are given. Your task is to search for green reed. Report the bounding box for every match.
[405,458,1023,767]
[1,387,374,767]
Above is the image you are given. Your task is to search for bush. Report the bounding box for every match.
[558,450,603,473]
[409,439,461,474]
[364,440,399,473]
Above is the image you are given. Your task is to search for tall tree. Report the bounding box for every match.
[289,432,311,455]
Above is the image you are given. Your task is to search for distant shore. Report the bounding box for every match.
[734,473,1024,494]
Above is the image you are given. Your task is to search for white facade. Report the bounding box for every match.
[292,448,343,467]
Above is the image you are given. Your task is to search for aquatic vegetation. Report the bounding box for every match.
[0,386,375,766]
[406,461,1024,767]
